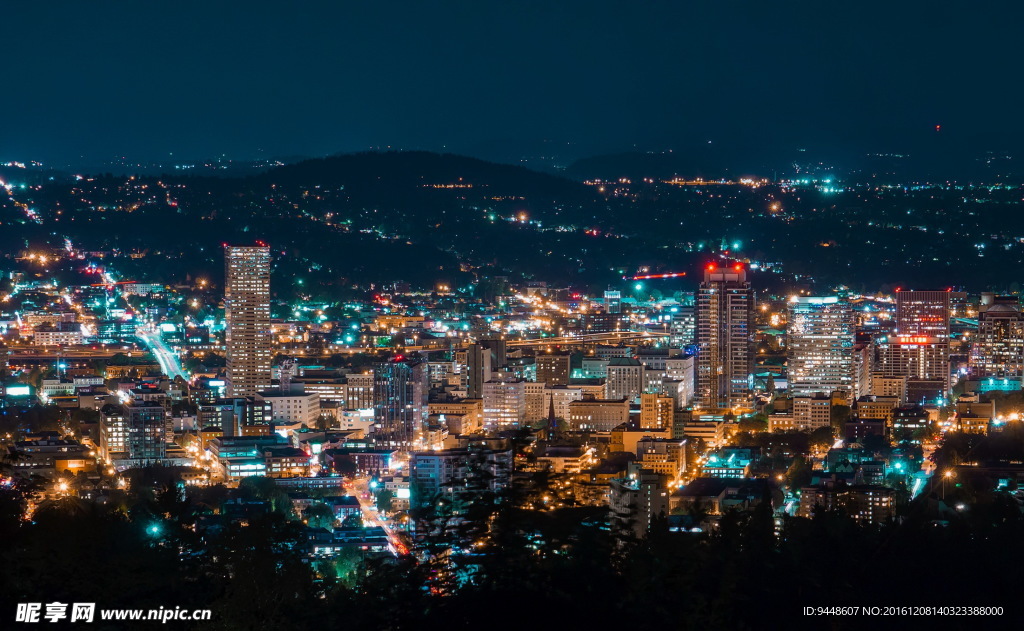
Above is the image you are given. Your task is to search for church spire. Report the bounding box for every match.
[547,393,558,439]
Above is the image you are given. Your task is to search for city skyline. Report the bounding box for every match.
[3,4,1024,628]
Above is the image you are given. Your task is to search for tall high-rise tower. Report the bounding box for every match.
[896,290,950,338]
[466,338,506,398]
[970,293,1024,378]
[0,341,8,400]
[879,289,951,403]
[373,360,429,449]
[224,245,272,398]
[787,297,854,398]
[696,263,753,411]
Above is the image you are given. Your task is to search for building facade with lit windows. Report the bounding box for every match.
[568,398,630,431]
[482,374,527,430]
[256,385,321,427]
[263,446,312,478]
[639,392,675,430]
[609,465,669,539]
[606,358,643,401]
[373,361,429,449]
[124,401,168,462]
[409,446,513,511]
[879,289,951,402]
[792,394,833,431]
[786,296,854,398]
[799,482,895,525]
[970,294,1024,379]
[98,403,128,461]
[344,373,375,410]
[224,245,272,398]
[669,302,697,348]
[696,263,753,411]
[535,353,571,387]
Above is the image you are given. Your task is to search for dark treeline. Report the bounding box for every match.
[1,468,1021,630]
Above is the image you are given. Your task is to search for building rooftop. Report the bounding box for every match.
[608,358,642,367]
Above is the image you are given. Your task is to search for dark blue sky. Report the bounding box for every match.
[4,1,1022,166]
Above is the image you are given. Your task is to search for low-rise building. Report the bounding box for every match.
[609,465,669,539]
[569,398,630,432]
[682,419,728,447]
[410,446,513,510]
[257,384,321,427]
[636,437,686,479]
[671,477,777,516]
[798,481,895,525]
[32,322,83,346]
[263,446,312,478]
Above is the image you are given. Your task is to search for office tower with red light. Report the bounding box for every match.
[696,262,754,411]
[878,290,951,404]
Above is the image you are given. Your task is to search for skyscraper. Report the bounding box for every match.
[0,342,7,400]
[466,338,506,398]
[787,297,854,398]
[373,360,428,450]
[971,293,1024,378]
[482,373,527,430]
[224,245,272,398]
[669,298,697,348]
[882,289,951,403]
[696,263,753,410]
[896,290,950,338]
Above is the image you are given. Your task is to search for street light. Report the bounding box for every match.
[942,470,954,500]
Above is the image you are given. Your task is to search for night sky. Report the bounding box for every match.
[4,1,1023,166]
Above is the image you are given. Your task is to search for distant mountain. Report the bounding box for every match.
[563,150,739,182]
[558,140,823,182]
[261,151,592,202]
[561,132,1024,184]
[7,147,1024,295]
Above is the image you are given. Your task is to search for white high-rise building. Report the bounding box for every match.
[225,245,272,398]
[605,358,643,401]
[482,373,526,430]
[971,294,1024,378]
[787,297,854,398]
